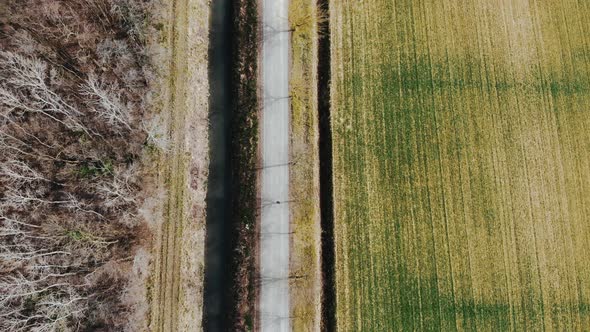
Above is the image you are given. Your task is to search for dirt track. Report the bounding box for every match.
[148,0,210,331]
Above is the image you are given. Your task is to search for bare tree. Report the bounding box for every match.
[0,51,88,133]
[1,160,49,185]
[82,74,132,130]
[142,114,170,152]
[0,0,157,330]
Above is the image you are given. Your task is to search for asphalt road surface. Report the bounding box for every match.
[260,0,291,331]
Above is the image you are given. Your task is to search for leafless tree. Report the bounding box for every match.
[142,114,170,152]
[82,75,132,130]
[0,0,157,330]
[1,160,49,185]
[0,52,88,133]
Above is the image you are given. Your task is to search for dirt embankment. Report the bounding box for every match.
[147,0,210,331]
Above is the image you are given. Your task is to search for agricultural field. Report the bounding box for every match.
[331,0,590,330]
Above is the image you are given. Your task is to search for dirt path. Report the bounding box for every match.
[148,0,210,331]
[260,0,291,330]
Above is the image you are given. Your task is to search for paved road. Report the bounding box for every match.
[260,0,291,331]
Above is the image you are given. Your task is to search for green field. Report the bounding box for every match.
[331,0,590,330]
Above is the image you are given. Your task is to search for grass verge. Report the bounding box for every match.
[147,0,209,331]
[289,1,324,330]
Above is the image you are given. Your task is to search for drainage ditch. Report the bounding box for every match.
[203,0,234,330]
[317,1,336,331]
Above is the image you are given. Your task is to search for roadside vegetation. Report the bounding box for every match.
[0,1,163,330]
[230,0,259,330]
[288,1,324,330]
[331,0,590,330]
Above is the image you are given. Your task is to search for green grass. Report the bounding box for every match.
[78,160,114,177]
[331,0,590,330]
